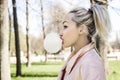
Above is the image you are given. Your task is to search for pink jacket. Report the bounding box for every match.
[57,43,106,80]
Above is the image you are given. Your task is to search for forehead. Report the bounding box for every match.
[62,14,74,25]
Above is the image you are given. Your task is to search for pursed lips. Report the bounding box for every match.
[60,35,64,44]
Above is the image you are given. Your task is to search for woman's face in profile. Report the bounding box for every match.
[60,16,80,48]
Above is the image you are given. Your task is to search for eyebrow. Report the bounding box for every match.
[62,21,67,24]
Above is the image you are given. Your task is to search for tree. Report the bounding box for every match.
[110,30,120,51]
[8,9,12,52]
[26,0,31,67]
[40,0,48,62]
[12,0,21,76]
[114,31,120,50]
[46,2,70,52]
[0,0,11,80]
[46,3,66,34]
[31,36,44,54]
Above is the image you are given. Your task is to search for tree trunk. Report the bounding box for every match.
[0,0,11,80]
[26,0,31,67]
[40,0,47,62]
[12,0,21,76]
[8,9,12,52]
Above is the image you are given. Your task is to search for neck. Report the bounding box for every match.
[73,36,90,53]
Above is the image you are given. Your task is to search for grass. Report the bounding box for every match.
[11,61,120,80]
[11,62,63,80]
[107,61,120,80]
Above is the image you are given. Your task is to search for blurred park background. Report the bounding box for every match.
[0,0,120,80]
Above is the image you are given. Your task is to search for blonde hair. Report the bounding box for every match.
[68,4,111,41]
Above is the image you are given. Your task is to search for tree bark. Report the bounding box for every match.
[8,9,12,52]
[26,0,31,67]
[40,0,47,62]
[12,0,21,76]
[0,0,11,80]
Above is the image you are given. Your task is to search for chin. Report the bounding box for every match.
[63,44,71,48]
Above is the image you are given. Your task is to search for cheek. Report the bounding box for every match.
[63,28,79,47]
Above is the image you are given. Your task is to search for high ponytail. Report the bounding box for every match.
[68,4,111,42]
[91,4,111,40]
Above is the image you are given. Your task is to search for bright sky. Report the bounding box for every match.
[8,0,120,41]
[108,0,120,42]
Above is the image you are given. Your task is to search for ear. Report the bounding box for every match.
[78,24,88,35]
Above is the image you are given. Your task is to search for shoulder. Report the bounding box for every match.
[80,49,103,67]
[78,49,106,80]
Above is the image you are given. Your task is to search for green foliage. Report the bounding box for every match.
[11,61,120,80]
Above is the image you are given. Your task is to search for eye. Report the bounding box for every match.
[63,25,68,29]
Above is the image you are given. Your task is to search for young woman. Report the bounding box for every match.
[58,4,111,80]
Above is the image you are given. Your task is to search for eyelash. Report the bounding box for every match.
[64,25,68,29]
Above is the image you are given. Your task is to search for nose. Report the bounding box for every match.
[59,30,63,37]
